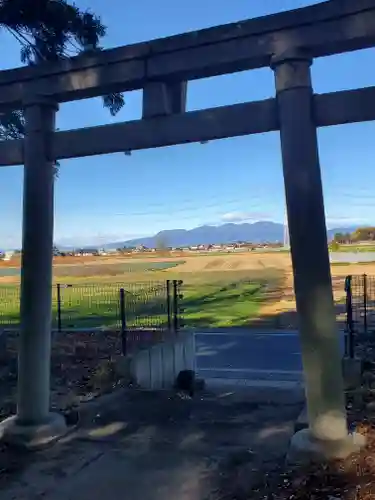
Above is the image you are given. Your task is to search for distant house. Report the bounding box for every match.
[75,248,99,256]
[0,251,14,261]
[4,251,14,261]
[96,248,119,256]
[135,244,147,253]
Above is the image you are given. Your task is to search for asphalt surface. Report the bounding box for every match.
[195,329,346,385]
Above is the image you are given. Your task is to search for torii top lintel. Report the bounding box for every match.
[0,0,374,110]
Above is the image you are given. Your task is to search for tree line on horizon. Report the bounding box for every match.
[332,227,375,245]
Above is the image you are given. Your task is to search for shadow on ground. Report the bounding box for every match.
[180,272,350,331]
[0,386,304,499]
[0,385,372,500]
[249,301,348,331]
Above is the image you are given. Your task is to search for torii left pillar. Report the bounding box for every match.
[0,95,67,448]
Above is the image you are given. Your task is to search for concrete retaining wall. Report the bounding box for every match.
[117,330,196,389]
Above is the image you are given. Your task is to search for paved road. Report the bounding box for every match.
[195,329,346,386]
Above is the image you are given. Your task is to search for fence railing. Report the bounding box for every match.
[344,274,375,335]
[0,281,184,344]
[0,280,185,417]
[344,274,375,358]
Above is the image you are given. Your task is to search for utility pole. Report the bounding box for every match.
[283,206,290,248]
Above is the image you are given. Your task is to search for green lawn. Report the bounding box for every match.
[0,282,170,330]
[0,269,279,330]
[331,261,375,267]
[181,281,264,328]
[330,245,375,253]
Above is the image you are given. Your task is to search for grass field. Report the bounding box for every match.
[332,244,375,252]
[0,282,171,330]
[0,275,279,330]
[182,281,264,328]
[0,250,372,330]
[0,256,283,329]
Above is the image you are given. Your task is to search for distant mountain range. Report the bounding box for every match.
[100,222,359,249]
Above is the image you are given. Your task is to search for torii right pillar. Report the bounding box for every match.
[271,48,364,462]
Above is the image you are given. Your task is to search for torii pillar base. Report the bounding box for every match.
[0,413,67,450]
[287,428,365,465]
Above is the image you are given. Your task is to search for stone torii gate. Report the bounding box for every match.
[0,0,374,457]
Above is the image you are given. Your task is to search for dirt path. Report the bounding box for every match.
[256,262,369,329]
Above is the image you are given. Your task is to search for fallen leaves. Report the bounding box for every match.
[213,338,375,500]
[0,330,124,419]
[255,336,375,500]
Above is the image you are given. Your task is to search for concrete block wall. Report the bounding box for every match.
[117,330,196,390]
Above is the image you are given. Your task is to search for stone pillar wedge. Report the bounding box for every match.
[0,94,66,449]
[271,48,364,462]
[142,81,187,118]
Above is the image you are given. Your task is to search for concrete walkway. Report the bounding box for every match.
[1,385,304,500]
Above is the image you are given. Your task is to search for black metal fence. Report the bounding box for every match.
[0,280,185,417]
[344,274,375,336]
[0,280,184,342]
[344,274,375,360]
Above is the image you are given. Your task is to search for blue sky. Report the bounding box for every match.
[0,0,375,248]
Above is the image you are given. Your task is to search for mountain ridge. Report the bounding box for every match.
[98,221,358,249]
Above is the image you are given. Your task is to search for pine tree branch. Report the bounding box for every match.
[0,0,125,147]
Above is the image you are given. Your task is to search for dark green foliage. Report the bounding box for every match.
[0,0,124,140]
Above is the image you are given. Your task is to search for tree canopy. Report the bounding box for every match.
[0,0,124,140]
[351,227,375,242]
[333,227,375,244]
[332,232,351,244]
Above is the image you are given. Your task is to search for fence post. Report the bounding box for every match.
[56,283,62,333]
[119,288,127,355]
[173,280,179,334]
[344,275,354,358]
[178,280,184,330]
[166,280,172,331]
[364,273,368,335]
[172,280,184,334]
